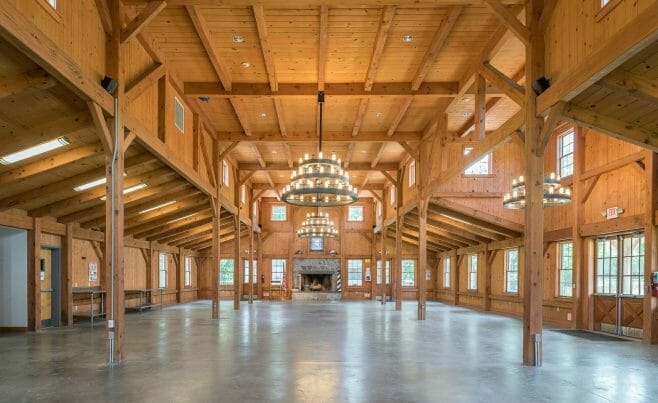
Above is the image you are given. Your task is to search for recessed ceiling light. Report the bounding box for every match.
[272,150,278,154]
[463,112,469,117]
[375,112,383,118]
[258,112,267,118]
[139,200,177,215]
[241,61,251,68]
[403,34,414,42]
[233,35,244,43]
[0,137,69,165]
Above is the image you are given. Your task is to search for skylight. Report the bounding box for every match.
[0,137,69,165]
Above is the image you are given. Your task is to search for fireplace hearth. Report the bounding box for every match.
[301,273,332,292]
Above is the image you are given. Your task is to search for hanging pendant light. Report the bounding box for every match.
[503,172,572,209]
[297,211,338,238]
[282,92,358,207]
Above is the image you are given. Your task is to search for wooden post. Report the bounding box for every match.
[453,251,460,305]
[474,73,486,142]
[147,241,155,290]
[177,247,184,303]
[234,214,241,310]
[211,200,220,319]
[572,126,587,330]
[484,244,493,312]
[371,229,377,301]
[61,223,74,325]
[522,0,545,367]
[27,217,41,331]
[381,227,387,304]
[418,198,428,320]
[395,167,405,311]
[644,151,658,344]
[257,230,263,299]
[104,0,125,364]
[249,225,255,304]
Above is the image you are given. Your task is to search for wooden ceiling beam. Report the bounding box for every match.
[371,143,387,168]
[88,101,113,155]
[125,63,165,103]
[282,142,293,168]
[229,98,253,136]
[219,141,240,160]
[185,5,231,91]
[252,5,278,92]
[425,212,499,242]
[411,6,463,90]
[318,5,328,91]
[0,68,56,99]
[218,131,422,142]
[599,70,658,104]
[364,6,396,91]
[239,162,397,171]
[126,204,212,236]
[158,224,213,245]
[134,214,214,240]
[124,0,525,6]
[123,195,209,229]
[387,96,413,136]
[482,0,529,47]
[398,141,419,161]
[0,111,90,155]
[273,99,287,137]
[93,0,113,35]
[478,62,525,106]
[344,142,355,168]
[429,198,523,236]
[120,0,167,44]
[351,98,369,137]
[184,81,460,98]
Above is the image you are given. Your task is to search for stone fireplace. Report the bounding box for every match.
[292,258,341,301]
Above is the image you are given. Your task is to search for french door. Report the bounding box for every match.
[593,233,645,338]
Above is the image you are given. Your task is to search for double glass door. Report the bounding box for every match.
[593,234,645,338]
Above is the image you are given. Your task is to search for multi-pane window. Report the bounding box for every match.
[558,130,574,178]
[390,185,396,205]
[622,234,644,296]
[219,259,234,286]
[467,254,478,290]
[271,205,287,221]
[174,97,185,133]
[240,185,246,205]
[596,238,618,294]
[348,206,364,222]
[463,147,491,176]
[271,259,286,285]
[222,160,230,186]
[377,201,382,217]
[401,259,416,287]
[347,259,363,286]
[505,249,519,294]
[184,256,192,287]
[558,242,573,297]
[158,253,167,288]
[376,260,391,284]
[244,259,257,284]
[443,257,451,288]
[409,160,416,187]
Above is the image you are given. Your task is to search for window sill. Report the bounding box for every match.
[36,0,62,23]
[461,174,495,179]
[596,0,623,22]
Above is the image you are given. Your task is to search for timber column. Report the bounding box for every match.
[394,166,405,311]
[644,151,658,344]
[211,198,221,319]
[417,198,428,320]
[522,0,545,366]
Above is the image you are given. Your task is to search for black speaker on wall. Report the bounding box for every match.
[531,76,550,95]
[101,76,118,95]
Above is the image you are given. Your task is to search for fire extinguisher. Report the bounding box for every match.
[652,272,658,297]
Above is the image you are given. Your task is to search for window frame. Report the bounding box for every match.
[462,146,492,176]
[401,259,416,287]
[558,242,573,297]
[596,0,623,21]
[271,259,286,285]
[46,0,57,8]
[271,205,287,221]
[621,234,644,297]
[504,248,519,294]
[219,258,234,286]
[158,253,168,289]
[347,259,364,287]
[174,96,185,133]
[443,257,451,288]
[557,129,575,178]
[595,238,618,295]
[243,259,257,284]
[408,160,416,188]
[467,254,478,291]
[376,260,391,285]
[184,256,192,288]
[347,205,364,222]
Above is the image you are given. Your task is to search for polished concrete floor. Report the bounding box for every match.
[1,301,658,402]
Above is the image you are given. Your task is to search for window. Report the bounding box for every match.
[467,254,478,290]
[174,97,185,133]
[244,259,257,284]
[401,259,415,287]
[504,249,519,294]
[309,237,324,251]
[558,242,573,297]
[348,206,364,222]
[377,201,382,217]
[408,160,416,187]
[622,234,644,296]
[47,0,56,9]
[271,205,287,221]
[463,147,491,176]
[184,256,192,287]
[600,0,611,7]
[271,259,286,285]
[240,185,246,205]
[390,185,396,205]
[158,253,167,288]
[347,259,363,286]
[219,259,234,286]
[557,129,574,178]
[222,160,230,187]
[443,257,451,288]
[376,260,391,284]
[596,238,618,294]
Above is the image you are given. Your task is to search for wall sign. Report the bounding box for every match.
[88,263,98,282]
[602,206,624,220]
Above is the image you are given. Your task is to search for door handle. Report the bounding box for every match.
[40,288,53,292]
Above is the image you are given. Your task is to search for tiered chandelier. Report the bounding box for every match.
[281,91,358,207]
[503,172,572,209]
[297,211,338,238]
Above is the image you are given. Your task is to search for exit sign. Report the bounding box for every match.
[606,207,619,219]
